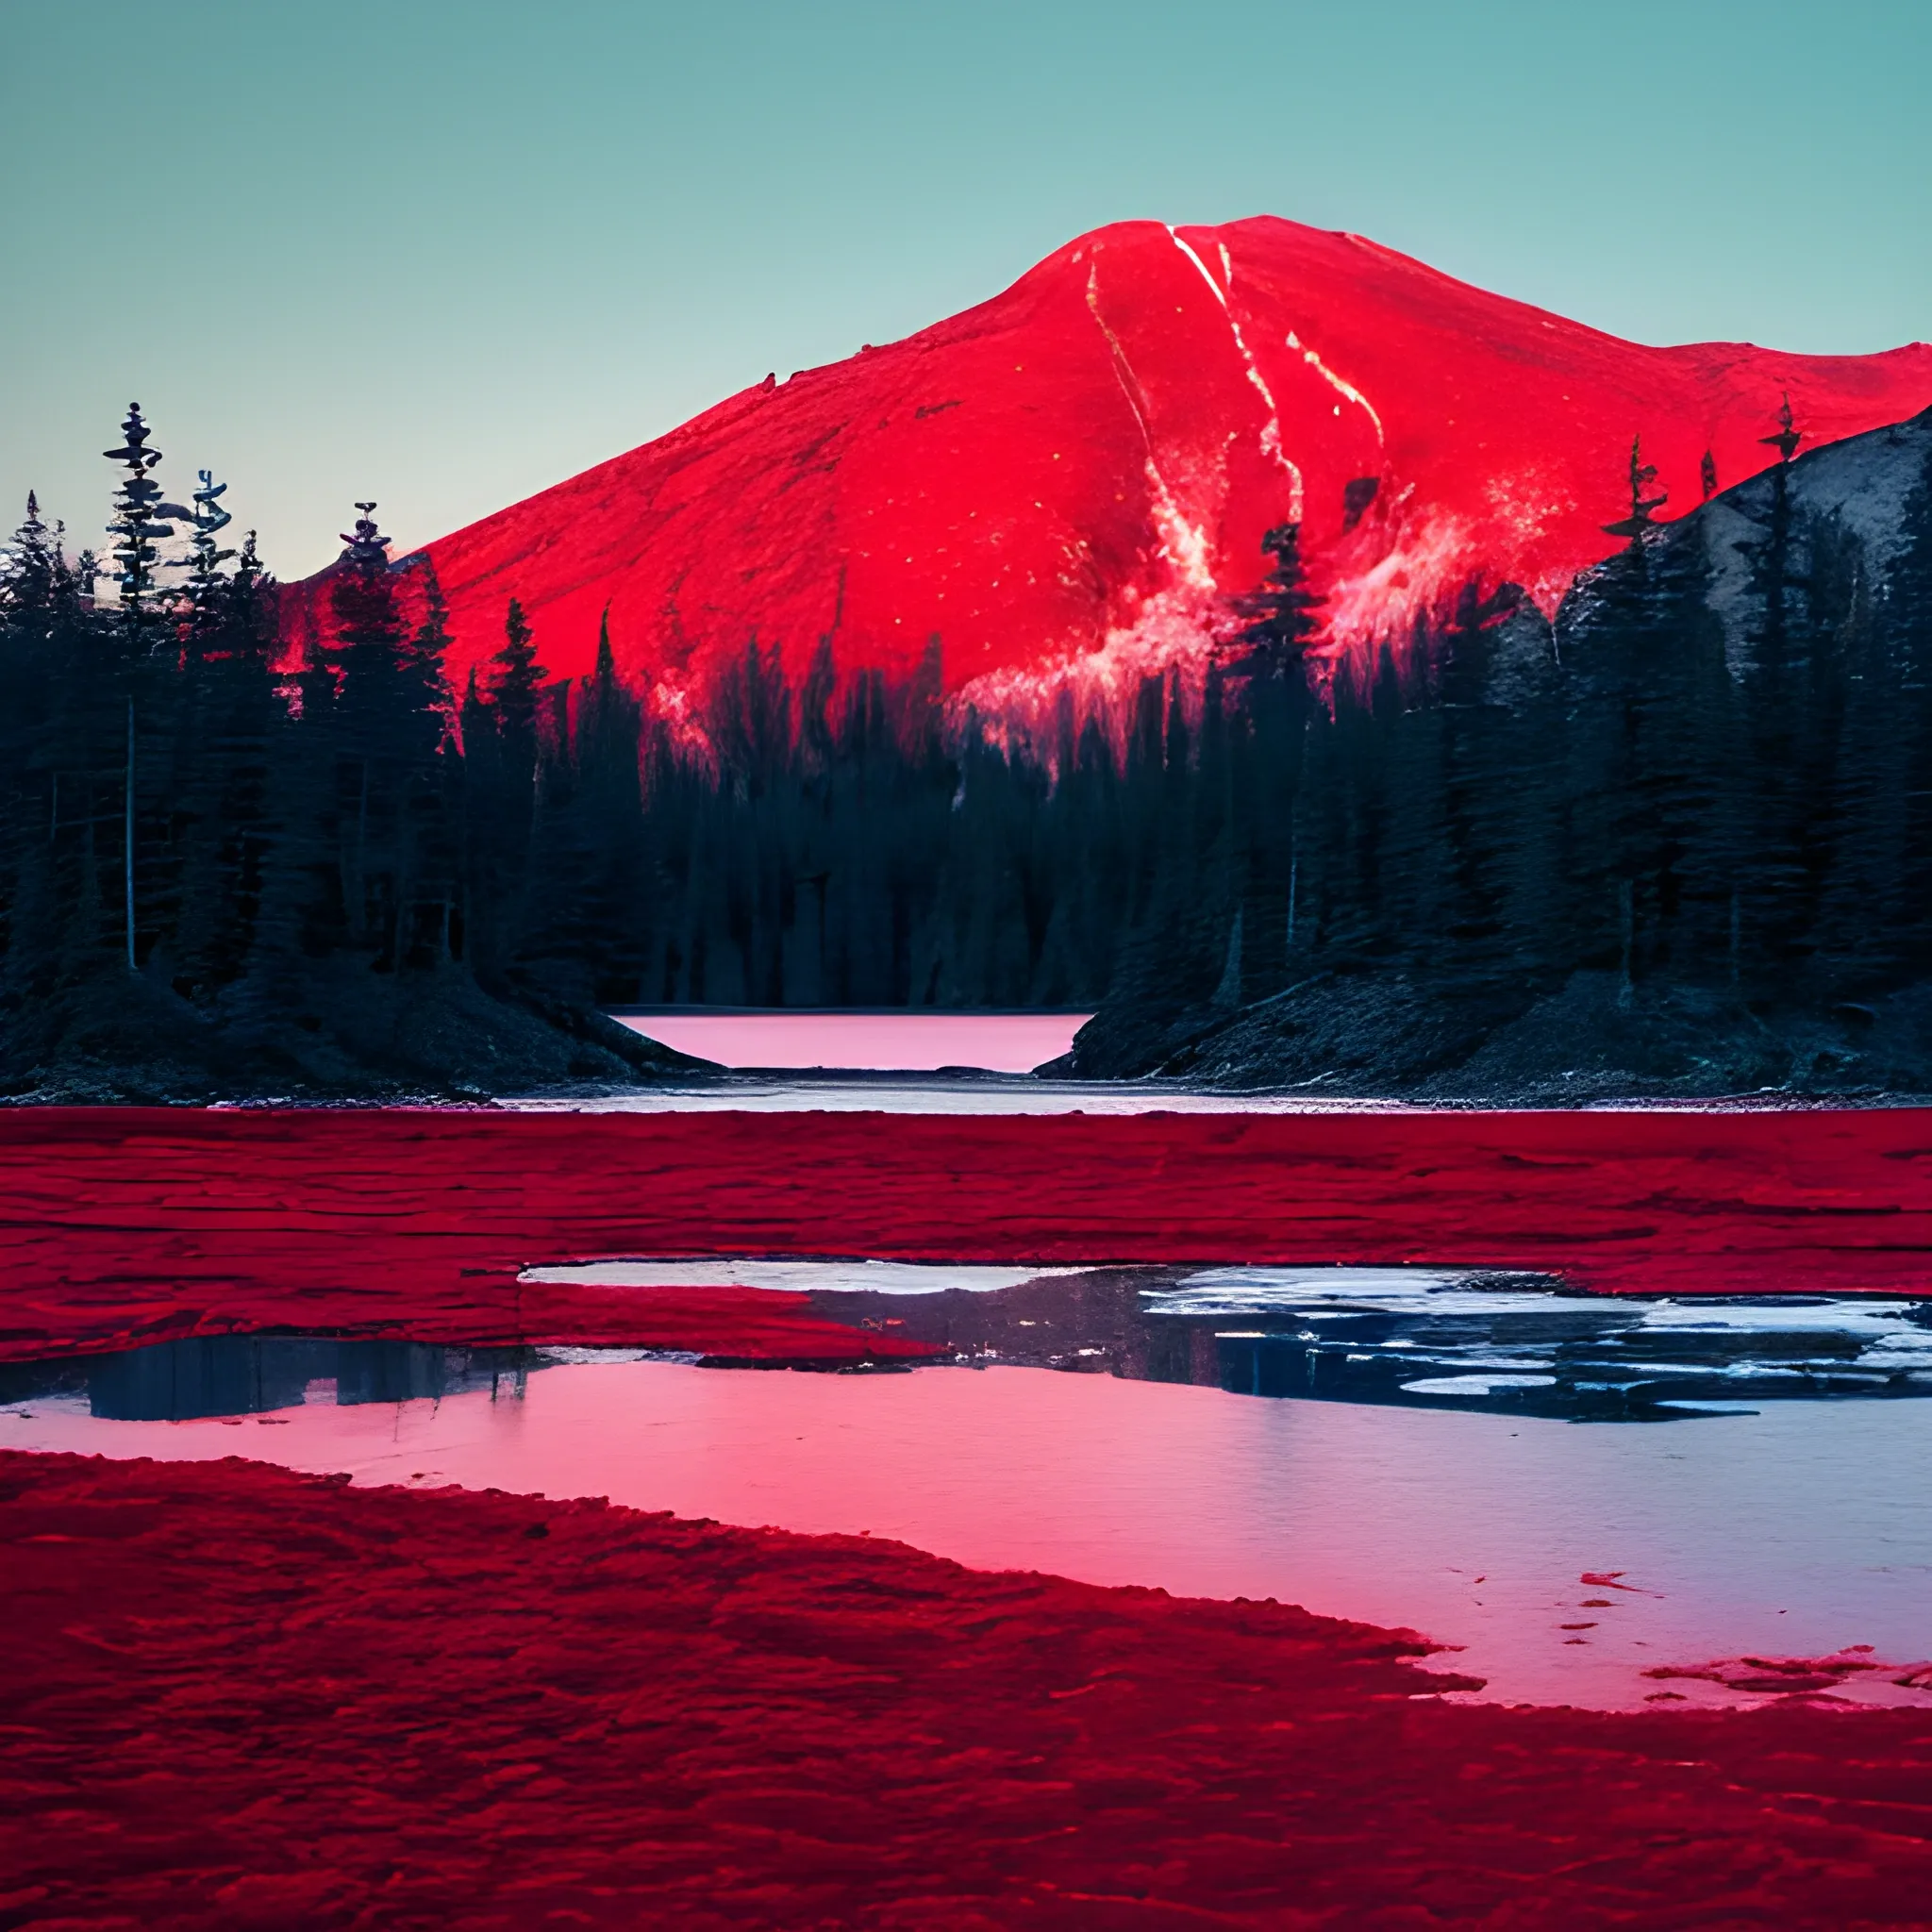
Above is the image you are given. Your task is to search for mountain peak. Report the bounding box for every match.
[369,215,1932,738]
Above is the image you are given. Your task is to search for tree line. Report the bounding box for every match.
[1100,409,1932,1061]
[0,406,1156,1053]
[4,402,1931,1084]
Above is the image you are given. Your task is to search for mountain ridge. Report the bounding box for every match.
[360,214,1932,737]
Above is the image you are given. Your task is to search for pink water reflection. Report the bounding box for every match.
[7,1361,1927,1711]
[614,1010,1090,1072]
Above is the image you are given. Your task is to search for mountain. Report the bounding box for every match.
[1071,408,1932,1100]
[396,216,1932,732]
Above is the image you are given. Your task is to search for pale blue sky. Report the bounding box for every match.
[4,0,1927,577]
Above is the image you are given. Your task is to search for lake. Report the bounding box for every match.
[7,1257,1928,1714]
[611,1008,1092,1073]
[5,1088,1929,1722]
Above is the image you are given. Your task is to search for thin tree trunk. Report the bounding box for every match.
[125,698,136,972]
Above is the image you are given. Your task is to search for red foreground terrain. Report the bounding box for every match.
[7,1110,1932,1924]
[6,1451,1931,1928]
[355,216,1932,734]
[3,1104,1931,1363]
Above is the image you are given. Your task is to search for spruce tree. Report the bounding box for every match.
[1229,521,1324,673]
[0,495,67,1000]
[159,475,279,1005]
[1873,440,1932,977]
[1731,392,1813,982]
[491,596,545,744]
[1601,435,1669,546]
[101,405,190,972]
[462,598,549,987]
[1224,522,1324,1000]
[571,608,650,1000]
[179,468,237,651]
[101,405,181,648]
[315,503,454,973]
[2,492,59,612]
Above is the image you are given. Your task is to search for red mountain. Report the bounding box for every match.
[398,216,1932,734]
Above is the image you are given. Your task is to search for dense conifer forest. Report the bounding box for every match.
[3,403,1931,1098]
[1083,408,1932,1093]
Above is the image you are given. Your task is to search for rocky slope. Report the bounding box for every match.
[0,962,704,1106]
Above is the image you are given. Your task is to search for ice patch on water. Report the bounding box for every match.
[534,1346,701,1366]
[1642,1300,1924,1335]
[1402,1374,1558,1395]
[522,1259,1090,1298]
[1144,1266,1594,1319]
[507,1081,1436,1116]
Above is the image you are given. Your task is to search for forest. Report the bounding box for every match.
[3,403,1931,1097]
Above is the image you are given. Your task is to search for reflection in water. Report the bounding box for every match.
[0,1340,539,1424]
[535,1258,1932,1423]
[4,1357,1928,1713]
[8,1267,1929,1425]
[1149,1269,1932,1421]
[4,1268,1926,1714]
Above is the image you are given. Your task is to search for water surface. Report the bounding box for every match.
[8,1343,1926,1713]
[611,1009,1091,1074]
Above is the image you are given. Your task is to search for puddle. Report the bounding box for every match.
[4,1354,1926,1714]
[8,1265,1927,1714]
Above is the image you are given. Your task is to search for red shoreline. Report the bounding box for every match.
[3,1105,1931,1361]
[6,1448,1928,1927]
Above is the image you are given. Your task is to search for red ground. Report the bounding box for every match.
[2,1105,1930,1363]
[344,216,1932,734]
[4,1450,1928,1927]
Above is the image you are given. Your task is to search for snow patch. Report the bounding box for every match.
[1285,328,1386,445]
[1326,509,1477,642]
[1085,264,1215,593]
[1168,226,1303,514]
[947,577,1222,757]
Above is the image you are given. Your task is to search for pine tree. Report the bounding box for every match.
[101,405,182,647]
[101,405,193,972]
[1,492,59,614]
[158,475,280,1005]
[1872,439,1932,977]
[1222,522,1324,1000]
[0,495,66,997]
[1561,444,1744,999]
[180,469,237,651]
[1602,435,1669,546]
[398,574,462,967]
[461,598,550,987]
[1229,521,1324,674]
[571,608,651,1000]
[1730,392,1814,982]
[312,503,456,973]
[491,596,545,744]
